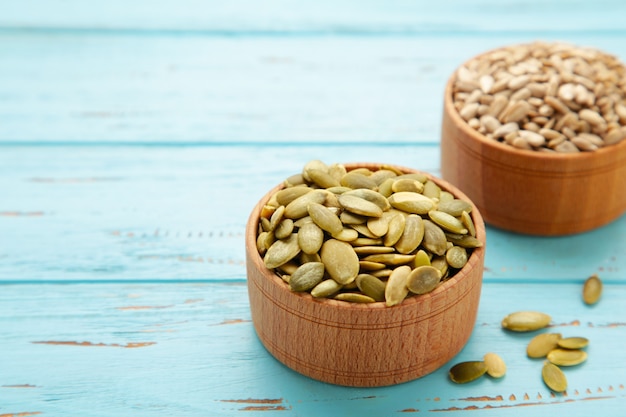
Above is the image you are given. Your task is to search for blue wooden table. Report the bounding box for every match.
[1,1,625,415]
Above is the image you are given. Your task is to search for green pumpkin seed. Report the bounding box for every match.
[276,260,299,276]
[385,265,411,307]
[343,189,391,211]
[583,274,602,305]
[378,178,395,197]
[284,174,306,187]
[388,191,436,214]
[557,337,589,350]
[264,233,302,269]
[369,169,397,185]
[289,262,325,292]
[391,178,424,193]
[412,249,431,268]
[547,349,588,366]
[542,362,567,392]
[367,212,393,237]
[527,333,562,358]
[422,220,448,256]
[422,180,441,200]
[358,261,387,271]
[284,190,327,219]
[395,172,428,183]
[355,274,387,302]
[446,246,468,269]
[449,361,488,384]
[320,239,360,285]
[302,160,329,181]
[444,233,483,248]
[297,222,324,255]
[340,172,378,190]
[430,256,449,278]
[339,210,367,225]
[438,199,473,217]
[307,202,343,235]
[395,214,425,254]
[335,292,376,303]
[483,352,506,378]
[362,254,416,266]
[268,205,286,231]
[327,163,347,183]
[306,168,341,189]
[406,265,441,295]
[371,269,393,278]
[331,227,359,242]
[275,187,313,206]
[338,194,384,218]
[351,237,384,246]
[428,210,468,234]
[274,218,294,239]
[501,311,552,332]
[311,279,342,298]
[353,246,396,255]
[383,213,406,247]
[439,191,455,204]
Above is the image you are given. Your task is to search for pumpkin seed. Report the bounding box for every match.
[406,266,441,295]
[340,172,378,190]
[307,202,343,235]
[311,279,342,298]
[306,168,341,189]
[383,213,406,247]
[547,349,588,366]
[446,246,468,269]
[268,205,286,231]
[320,239,360,285]
[274,218,294,239]
[352,246,396,255]
[422,220,448,256]
[367,212,394,237]
[438,199,473,217]
[275,187,313,206]
[449,361,488,384]
[385,265,411,307]
[284,190,327,219]
[395,214,424,254]
[297,222,324,255]
[343,189,391,211]
[302,160,328,181]
[483,352,506,378]
[338,194,384,218]
[583,274,602,305]
[444,233,483,248]
[339,211,367,225]
[557,337,589,350]
[429,210,468,234]
[289,262,325,292]
[355,274,387,302]
[362,253,416,266]
[335,292,376,303]
[331,227,359,242]
[264,233,301,269]
[358,260,387,271]
[422,180,441,200]
[461,211,476,237]
[501,311,551,332]
[391,178,424,193]
[430,256,449,278]
[542,362,567,392]
[527,333,562,358]
[412,249,431,268]
[388,192,436,214]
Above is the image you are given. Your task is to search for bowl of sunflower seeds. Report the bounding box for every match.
[245,160,486,387]
[441,41,626,235]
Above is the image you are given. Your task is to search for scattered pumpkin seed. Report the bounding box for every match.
[527,333,562,358]
[483,352,506,378]
[583,274,602,305]
[449,361,488,384]
[542,362,567,392]
[501,311,551,332]
[547,349,588,366]
[557,337,589,350]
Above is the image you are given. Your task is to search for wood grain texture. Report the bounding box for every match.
[0,283,624,415]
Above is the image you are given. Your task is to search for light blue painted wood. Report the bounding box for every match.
[1,146,624,281]
[1,34,625,143]
[0,283,624,415]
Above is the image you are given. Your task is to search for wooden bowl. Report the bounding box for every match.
[246,163,486,387]
[441,62,626,236]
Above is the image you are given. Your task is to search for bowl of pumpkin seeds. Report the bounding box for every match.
[245,160,486,387]
[441,41,626,236]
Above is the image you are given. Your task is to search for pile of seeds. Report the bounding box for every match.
[256,160,482,306]
[452,41,626,152]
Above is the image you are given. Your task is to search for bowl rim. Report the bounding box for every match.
[443,43,626,162]
[246,162,486,311]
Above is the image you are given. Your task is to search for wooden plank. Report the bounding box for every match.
[1,34,625,144]
[1,0,625,32]
[1,145,624,281]
[0,282,624,415]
